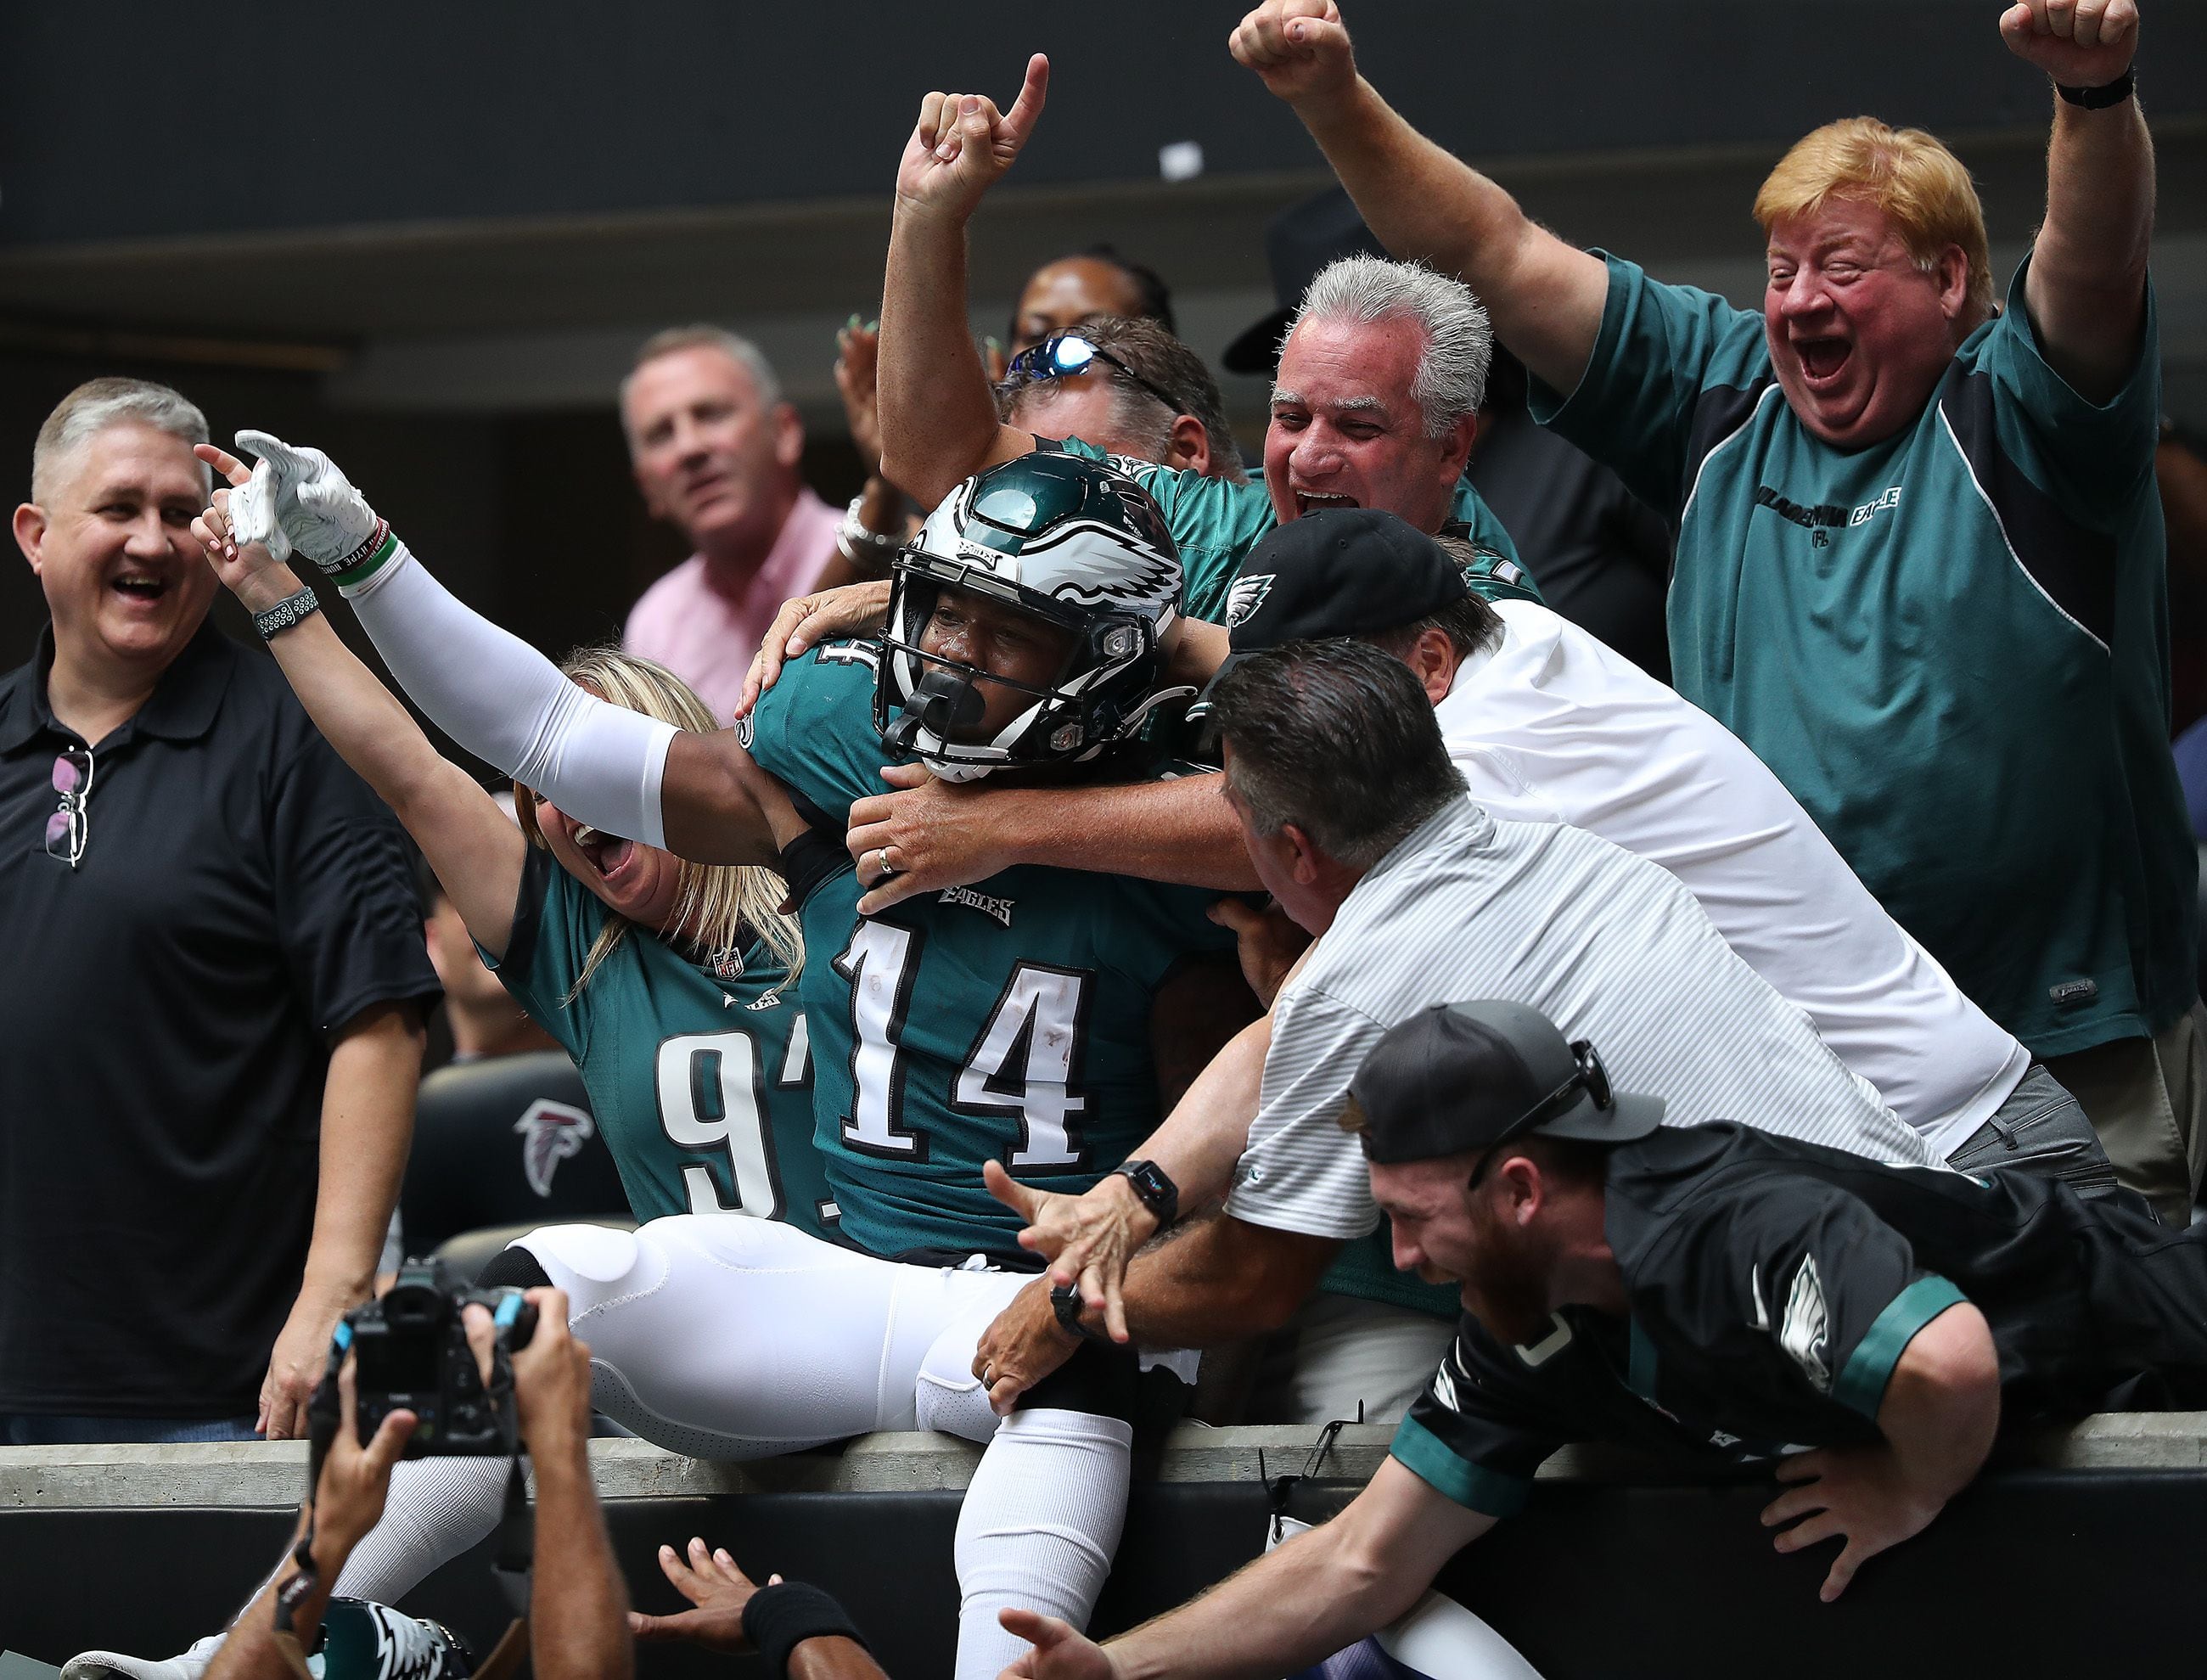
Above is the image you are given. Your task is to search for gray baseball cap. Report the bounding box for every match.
[1348,1000,1665,1166]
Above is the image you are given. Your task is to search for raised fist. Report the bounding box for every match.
[1998,0,2138,89]
[1228,1,1356,111]
[895,54,1050,225]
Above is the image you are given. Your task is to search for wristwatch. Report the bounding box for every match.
[1111,1159,1179,1229]
[2056,67,2136,108]
[1050,1279,1096,1340]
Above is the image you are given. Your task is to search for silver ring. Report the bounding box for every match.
[875,847,898,879]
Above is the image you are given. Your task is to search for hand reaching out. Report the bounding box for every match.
[629,1536,775,1651]
[984,1160,1149,1344]
[1761,1441,1951,1603]
[996,1609,1118,1680]
[845,762,1013,913]
[734,581,893,719]
[895,54,1050,224]
[1998,0,2137,87]
[969,1274,1082,1415]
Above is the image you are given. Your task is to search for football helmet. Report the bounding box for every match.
[876,452,1189,781]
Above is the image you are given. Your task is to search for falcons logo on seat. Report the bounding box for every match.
[515,1098,594,1198]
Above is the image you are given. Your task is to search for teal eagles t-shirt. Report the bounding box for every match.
[1534,252,2194,1055]
[744,642,1239,1260]
[1048,437,1541,622]
[488,847,828,1233]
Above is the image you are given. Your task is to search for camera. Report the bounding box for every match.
[328,1258,539,1456]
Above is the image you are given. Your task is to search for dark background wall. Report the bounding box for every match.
[3,1,2202,666]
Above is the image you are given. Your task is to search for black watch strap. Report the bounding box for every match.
[1112,1158,1179,1228]
[1050,1279,1107,1340]
[2057,67,2135,108]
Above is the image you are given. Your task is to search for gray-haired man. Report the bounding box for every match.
[620,326,858,720]
[2,378,435,1443]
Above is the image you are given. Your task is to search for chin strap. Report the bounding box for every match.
[883,666,986,754]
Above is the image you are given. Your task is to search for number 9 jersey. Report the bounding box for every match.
[487,846,829,1233]
[746,641,1237,1261]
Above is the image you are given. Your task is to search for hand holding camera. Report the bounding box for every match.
[321,1258,541,1458]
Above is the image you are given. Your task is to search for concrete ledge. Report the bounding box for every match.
[6,1413,2204,1511]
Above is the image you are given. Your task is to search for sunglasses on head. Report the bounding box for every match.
[1464,1040,1612,1192]
[45,743,93,870]
[1008,334,1186,420]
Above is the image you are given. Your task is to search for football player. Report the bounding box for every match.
[193,436,1253,1680]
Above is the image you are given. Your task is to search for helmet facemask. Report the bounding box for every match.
[875,555,1178,783]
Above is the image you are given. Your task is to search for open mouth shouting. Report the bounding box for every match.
[1291,489,1360,518]
[1792,336,1852,389]
[568,822,639,888]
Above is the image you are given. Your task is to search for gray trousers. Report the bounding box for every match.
[1946,1062,2135,1208]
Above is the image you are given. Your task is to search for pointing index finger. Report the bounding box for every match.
[194,442,254,489]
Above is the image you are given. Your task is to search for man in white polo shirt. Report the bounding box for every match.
[971,639,1946,1425]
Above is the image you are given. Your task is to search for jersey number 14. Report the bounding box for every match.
[835,920,1091,1170]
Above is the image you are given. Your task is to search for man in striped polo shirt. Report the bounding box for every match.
[974,640,1940,1422]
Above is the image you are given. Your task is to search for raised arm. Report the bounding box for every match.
[2002,0,2153,400]
[1005,1458,1492,1680]
[1227,2,1608,396]
[878,55,1050,508]
[193,458,528,952]
[208,433,791,869]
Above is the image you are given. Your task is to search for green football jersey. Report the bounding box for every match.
[1047,437,1539,621]
[744,643,1238,1260]
[488,847,828,1233]
[1535,252,2194,1055]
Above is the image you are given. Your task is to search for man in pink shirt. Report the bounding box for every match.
[620,327,845,720]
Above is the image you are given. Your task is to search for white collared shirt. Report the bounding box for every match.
[1435,601,2026,1156]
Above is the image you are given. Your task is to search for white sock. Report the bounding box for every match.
[952,1407,1132,1680]
[329,1455,508,1603]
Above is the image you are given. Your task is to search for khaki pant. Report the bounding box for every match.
[2043,998,2207,1226]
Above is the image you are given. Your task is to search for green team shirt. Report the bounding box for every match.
[1047,437,1541,621]
[743,643,1238,1260]
[1535,253,2194,1055]
[488,847,829,1233]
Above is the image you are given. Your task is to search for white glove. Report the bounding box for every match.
[229,430,387,580]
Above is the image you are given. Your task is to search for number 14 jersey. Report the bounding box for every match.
[745,643,1236,1260]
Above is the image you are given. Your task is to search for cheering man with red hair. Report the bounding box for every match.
[1228,0,2199,1221]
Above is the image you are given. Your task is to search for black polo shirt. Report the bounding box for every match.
[0,621,439,1417]
[1392,1122,2207,1518]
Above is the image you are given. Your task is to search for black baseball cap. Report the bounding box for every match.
[1223,188,1389,375]
[1188,508,1470,719]
[1347,1001,1665,1166]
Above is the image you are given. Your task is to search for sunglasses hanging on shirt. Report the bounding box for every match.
[44,743,94,870]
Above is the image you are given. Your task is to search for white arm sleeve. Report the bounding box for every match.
[346,546,674,850]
